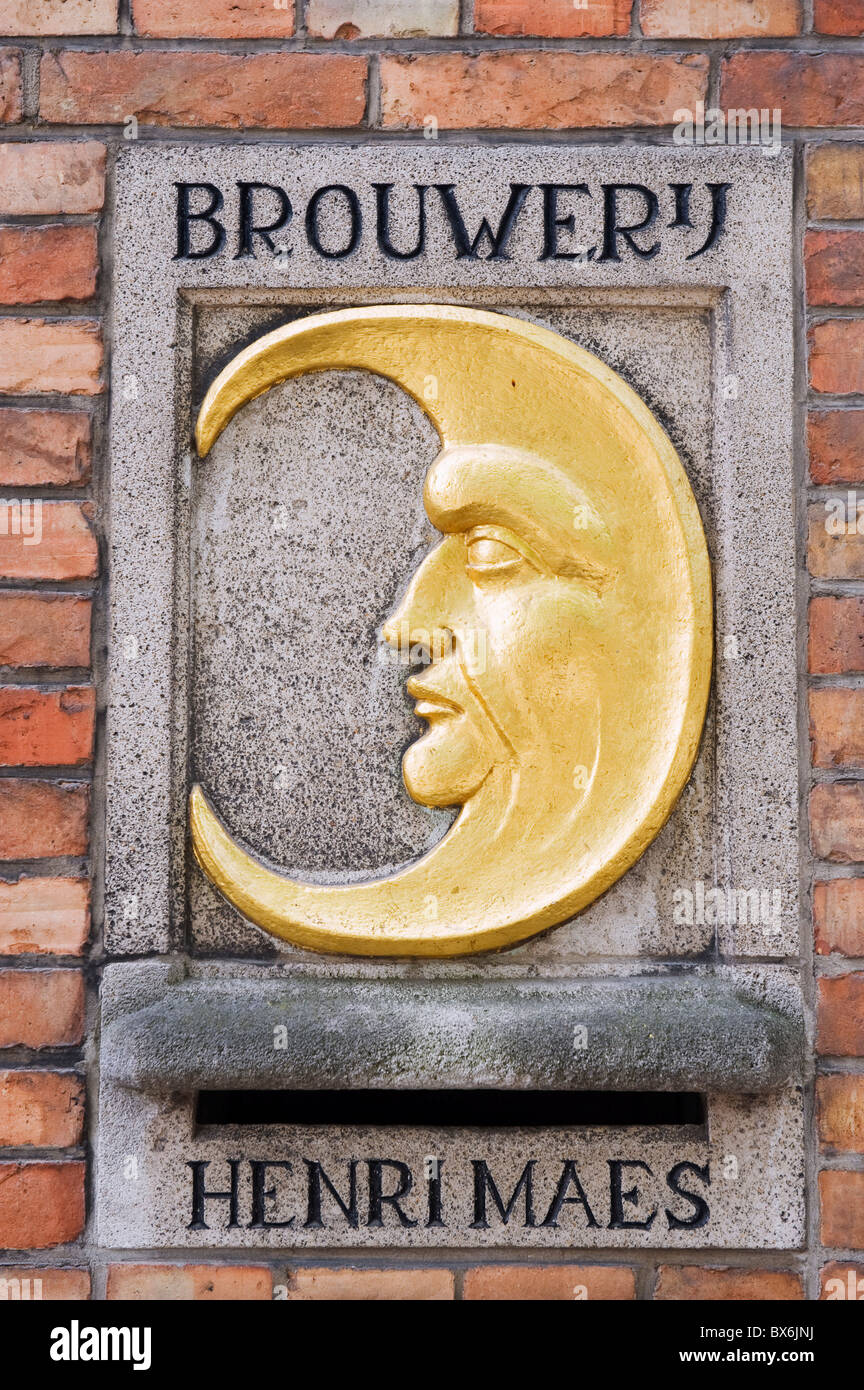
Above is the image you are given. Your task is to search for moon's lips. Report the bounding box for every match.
[189,304,712,958]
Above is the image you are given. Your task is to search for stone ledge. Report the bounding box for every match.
[102,973,802,1095]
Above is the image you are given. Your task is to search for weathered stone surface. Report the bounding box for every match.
[99,143,803,1255]
[107,143,798,964]
[102,973,803,1096]
[96,962,805,1250]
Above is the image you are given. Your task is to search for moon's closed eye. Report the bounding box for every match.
[465,525,539,578]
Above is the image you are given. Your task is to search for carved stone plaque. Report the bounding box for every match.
[99,143,802,1251]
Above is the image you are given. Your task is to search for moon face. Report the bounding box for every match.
[190,305,712,957]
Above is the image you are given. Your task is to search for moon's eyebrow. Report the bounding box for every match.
[424,445,612,591]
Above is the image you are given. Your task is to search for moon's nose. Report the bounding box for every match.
[382,539,458,651]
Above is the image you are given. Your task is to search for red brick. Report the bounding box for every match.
[819,974,864,1055]
[820,1170,864,1247]
[809,597,864,675]
[0,142,105,216]
[809,411,864,486]
[811,784,864,862]
[814,0,864,35]
[0,1,117,33]
[0,502,98,582]
[807,231,864,309]
[810,689,864,768]
[474,0,631,37]
[0,687,94,768]
[0,50,22,124]
[642,0,801,37]
[654,1266,803,1300]
[820,1260,864,1298]
[0,1070,83,1146]
[0,1266,89,1298]
[0,780,89,859]
[107,1264,272,1300]
[0,226,97,306]
[0,319,102,395]
[133,0,294,36]
[0,595,90,669]
[0,409,90,488]
[807,145,864,222]
[285,1268,454,1300]
[379,52,708,130]
[307,0,458,37]
[0,878,89,956]
[463,1265,634,1299]
[808,502,864,580]
[0,969,83,1047]
[817,1075,864,1153]
[815,878,864,956]
[721,53,864,128]
[809,321,864,397]
[0,1162,84,1247]
[39,51,367,129]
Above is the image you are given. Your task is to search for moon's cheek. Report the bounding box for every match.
[402,716,493,809]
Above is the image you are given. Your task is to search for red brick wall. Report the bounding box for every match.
[0,0,861,1302]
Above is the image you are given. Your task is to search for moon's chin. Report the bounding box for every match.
[402,726,491,809]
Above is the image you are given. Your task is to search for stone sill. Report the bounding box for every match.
[102,971,802,1095]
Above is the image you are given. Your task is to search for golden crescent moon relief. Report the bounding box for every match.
[189,304,712,957]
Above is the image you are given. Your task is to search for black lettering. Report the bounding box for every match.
[174,182,225,260]
[367,1159,417,1228]
[608,1159,657,1230]
[665,1160,711,1229]
[434,182,531,260]
[668,181,692,228]
[235,181,292,259]
[539,183,593,260]
[374,182,427,259]
[305,184,362,259]
[687,182,730,260]
[304,1160,358,1229]
[470,1160,536,1228]
[598,183,660,261]
[541,1160,599,1228]
[187,1159,240,1230]
[426,1160,445,1228]
[248,1160,294,1229]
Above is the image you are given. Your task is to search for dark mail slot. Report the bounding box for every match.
[195,1089,707,1129]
